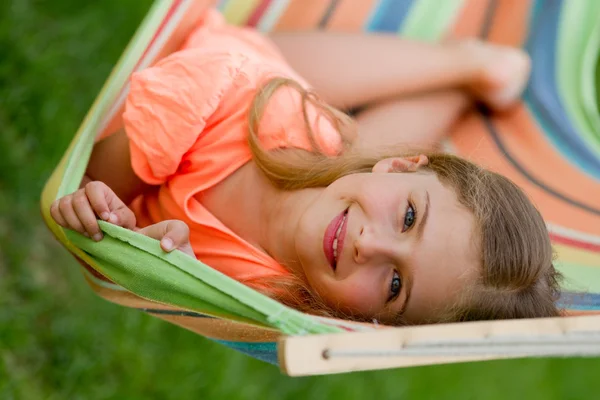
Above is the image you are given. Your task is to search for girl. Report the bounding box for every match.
[51,9,560,325]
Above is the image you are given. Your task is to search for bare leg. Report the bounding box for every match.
[270,33,529,112]
[353,90,471,152]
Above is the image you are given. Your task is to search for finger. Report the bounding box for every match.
[84,181,111,222]
[50,200,67,227]
[138,220,191,253]
[58,195,86,235]
[109,206,137,230]
[86,181,136,229]
[72,189,103,241]
[161,220,194,257]
[160,220,190,252]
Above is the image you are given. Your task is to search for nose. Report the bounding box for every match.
[353,225,399,264]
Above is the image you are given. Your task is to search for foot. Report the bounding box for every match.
[461,39,531,111]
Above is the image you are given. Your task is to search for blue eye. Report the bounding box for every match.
[402,203,416,232]
[389,270,402,300]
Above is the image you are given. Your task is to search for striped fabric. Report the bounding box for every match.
[216,0,600,312]
[41,0,600,367]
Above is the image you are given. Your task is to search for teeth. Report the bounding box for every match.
[332,213,347,262]
[335,223,343,240]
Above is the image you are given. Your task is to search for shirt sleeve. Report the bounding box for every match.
[123,49,249,184]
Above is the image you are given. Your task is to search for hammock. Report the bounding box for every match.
[40,0,600,376]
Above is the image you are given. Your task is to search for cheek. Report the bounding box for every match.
[317,273,382,316]
[295,193,328,268]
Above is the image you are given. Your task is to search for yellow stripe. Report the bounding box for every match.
[555,243,600,269]
[222,0,262,25]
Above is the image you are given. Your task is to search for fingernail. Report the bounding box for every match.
[109,213,118,224]
[93,233,103,242]
[83,232,90,238]
[161,238,174,251]
[101,212,110,221]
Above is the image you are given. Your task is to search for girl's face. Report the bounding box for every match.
[293,157,480,324]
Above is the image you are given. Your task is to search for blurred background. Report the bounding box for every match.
[2,0,600,398]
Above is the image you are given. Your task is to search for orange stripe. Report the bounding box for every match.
[450,112,600,236]
[274,0,331,31]
[486,0,532,46]
[563,310,600,317]
[326,0,377,32]
[85,274,280,341]
[448,0,491,38]
[495,107,600,227]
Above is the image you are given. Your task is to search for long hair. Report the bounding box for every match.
[242,77,561,323]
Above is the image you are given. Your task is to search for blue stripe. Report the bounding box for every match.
[142,308,279,364]
[366,0,415,33]
[559,291,600,311]
[214,340,279,365]
[477,1,600,216]
[525,0,600,179]
[530,0,545,24]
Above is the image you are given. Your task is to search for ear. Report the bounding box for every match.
[372,155,429,173]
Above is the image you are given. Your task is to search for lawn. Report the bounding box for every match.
[1,1,600,399]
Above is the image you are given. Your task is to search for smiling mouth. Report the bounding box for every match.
[323,208,349,271]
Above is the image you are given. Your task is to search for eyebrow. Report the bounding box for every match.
[416,191,430,241]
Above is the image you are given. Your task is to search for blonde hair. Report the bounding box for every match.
[242,78,561,324]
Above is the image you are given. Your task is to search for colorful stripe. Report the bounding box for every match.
[326,0,377,31]
[246,0,273,27]
[525,0,600,178]
[365,0,414,33]
[222,0,262,26]
[256,0,291,32]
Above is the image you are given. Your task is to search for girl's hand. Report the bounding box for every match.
[137,220,195,258]
[50,181,136,241]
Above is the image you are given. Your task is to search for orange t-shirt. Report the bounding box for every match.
[123,10,342,283]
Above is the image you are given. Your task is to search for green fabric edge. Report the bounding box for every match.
[556,0,600,151]
[66,222,342,335]
[399,0,465,40]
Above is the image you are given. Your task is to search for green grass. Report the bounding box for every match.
[2,1,600,398]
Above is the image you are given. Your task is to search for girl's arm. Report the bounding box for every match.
[85,129,149,205]
[269,32,486,110]
[51,129,148,240]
